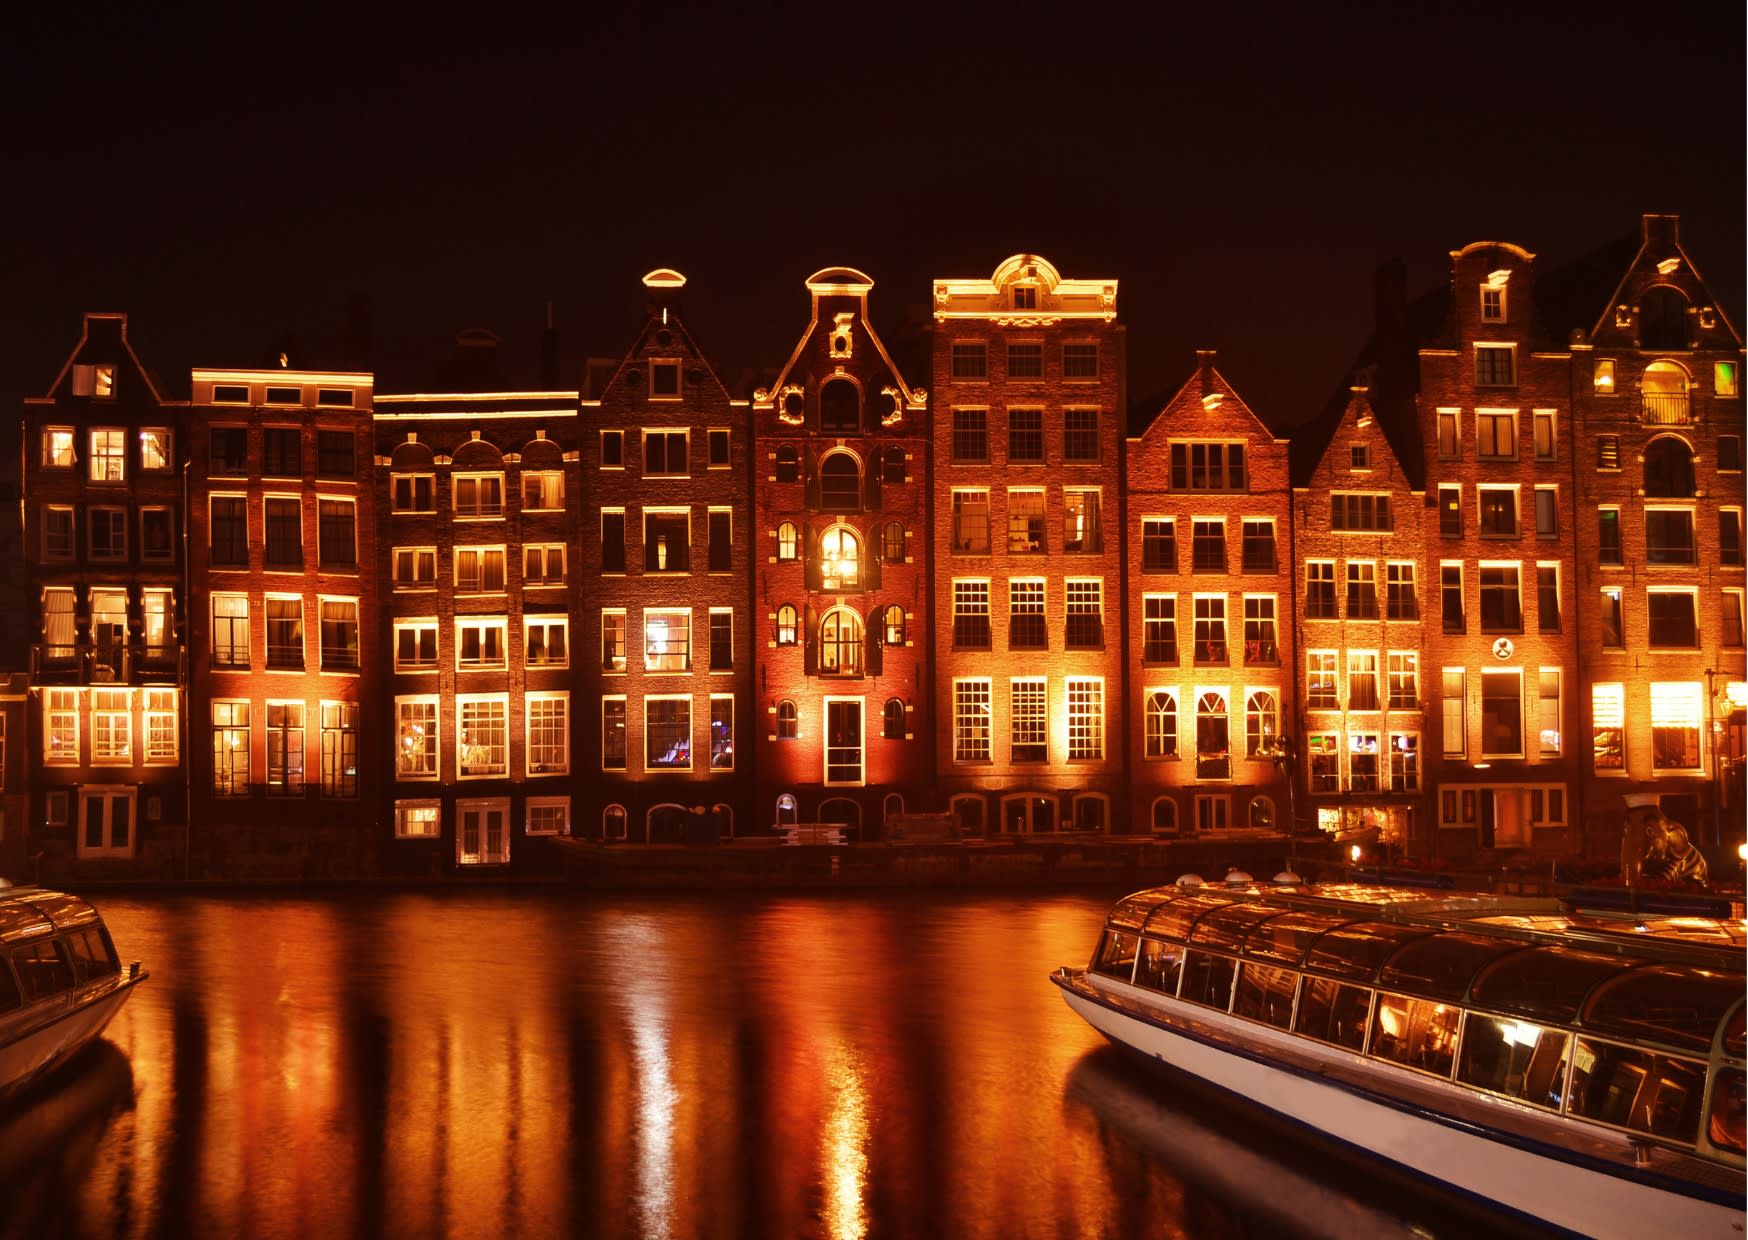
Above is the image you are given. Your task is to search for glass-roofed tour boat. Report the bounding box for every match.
[1053,878,1746,1239]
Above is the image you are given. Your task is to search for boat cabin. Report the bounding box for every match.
[0,888,126,1019]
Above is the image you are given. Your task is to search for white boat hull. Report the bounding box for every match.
[0,979,141,1100]
[1056,977,1746,1240]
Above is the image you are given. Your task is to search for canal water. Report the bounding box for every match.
[2,891,1547,1240]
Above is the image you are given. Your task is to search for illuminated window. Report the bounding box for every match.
[1717,361,1740,398]
[1596,435,1620,471]
[600,509,626,573]
[1305,561,1336,619]
[318,498,356,567]
[883,521,906,563]
[1481,285,1505,322]
[953,679,991,764]
[42,426,75,468]
[1641,361,1691,424]
[1243,596,1278,664]
[523,543,566,586]
[1348,733,1379,793]
[1600,587,1624,648]
[775,700,798,740]
[1441,564,1465,634]
[264,497,303,568]
[88,507,126,561]
[643,609,692,672]
[1063,409,1099,462]
[1536,565,1560,633]
[457,697,508,776]
[1067,678,1104,760]
[1066,580,1103,649]
[1348,652,1380,711]
[1006,342,1043,378]
[1381,652,1416,710]
[1647,590,1698,648]
[1306,651,1338,709]
[1142,595,1177,664]
[1008,407,1044,462]
[521,470,564,511]
[1192,596,1227,665]
[1475,411,1517,460]
[212,594,250,668]
[320,600,360,671]
[455,547,506,593]
[525,616,568,667]
[92,689,132,763]
[1011,678,1047,757]
[41,506,73,560]
[212,701,251,795]
[601,609,627,672]
[1389,733,1419,792]
[819,452,861,510]
[90,590,125,676]
[883,698,906,740]
[1479,565,1521,632]
[952,408,988,463]
[1593,359,1616,394]
[266,703,306,796]
[396,698,437,778]
[87,428,125,481]
[950,342,987,380]
[140,427,172,471]
[1330,493,1393,532]
[142,591,173,663]
[46,688,78,765]
[952,490,990,554]
[1170,442,1247,491]
[1591,683,1625,771]
[1245,692,1278,758]
[881,605,905,646]
[526,694,569,775]
[1480,670,1523,758]
[818,608,862,676]
[643,510,690,572]
[823,700,864,785]
[819,525,860,588]
[1145,690,1178,759]
[1062,343,1099,379]
[1192,692,1228,780]
[775,605,798,646]
[527,798,570,836]
[774,445,799,483]
[1474,344,1515,387]
[709,696,734,770]
[454,473,505,518]
[953,580,991,649]
[1142,518,1177,572]
[456,798,511,866]
[396,801,440,839]
[392,474,434,512]
[1477,487,1519,537]
[1538,669,1562,758]
[776,521,799,561]
[1442,669,1467,759]
[602,698,628,769]
[1650,682,1702,771]
[393,620,437,672]
[1438,485,1461,537]
[1064,490,1103,553]
[1007,489,1046,553]
[1436,411,1459,458]
[1009,579,1045,649]
[709,609,734,670]
[266,597,305,670]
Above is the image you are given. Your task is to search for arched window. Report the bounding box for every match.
[1145,690,1178,759]
[1642,360,1691,426]
[820,451,861,510]
[775,605,798,645]
[819,525,860,587]
[882,793,904,827]
[819,797,861,835]
[820,379,859,432]
[883,447,907,483]
[883,697,906,739]
[775,445,799,483]
[1245,691,1278,758]
[777,521,799,560]
[951,795,986,835]
[776,700,798,739]
[820,608,863,676]
[776,793,798,826]
[1248,796,1274,829]
[882,605,905,645]
[603,804,628,840]
[1644,434,1696,497]
[1196,691,1230,780]
[1640,287,1690,352]
[883,521,906,563]
[1151,797,1178,835]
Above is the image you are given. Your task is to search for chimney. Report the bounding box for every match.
[539,302,561,389]
[1374,257,1406,341]
[1196,350,1222,410]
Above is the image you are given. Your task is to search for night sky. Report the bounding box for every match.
[10,7,1743,425]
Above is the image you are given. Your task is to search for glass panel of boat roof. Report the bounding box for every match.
[1582,965,1747,1053]
[32,892,96,929]
[1468,948,1631,1025]
[1378,933,1527,1002]
[1634,917,1748,947]
[1243,910,1355,965]
[1187,904,1295,952]
[1108,890,1179,931]
[0,903,53,943]
[1143,891,1240,940]
[1304,921,1432,980]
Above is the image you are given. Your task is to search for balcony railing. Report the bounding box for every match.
[1641,393,1692,425]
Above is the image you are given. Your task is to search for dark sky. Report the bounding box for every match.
[9,6,1743,425]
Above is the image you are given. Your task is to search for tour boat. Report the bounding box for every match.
[0,881,146,1099]
[1053,879,1746,1239]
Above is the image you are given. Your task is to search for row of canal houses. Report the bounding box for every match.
[6,214,1743,880]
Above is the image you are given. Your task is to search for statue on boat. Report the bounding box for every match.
[1620,793,1709,885]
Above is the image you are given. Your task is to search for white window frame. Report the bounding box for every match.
[456,797,511,866]
[525,691,570,777]
[524,615,569,669]
[75,786,138,860]
[395,798,441,839]
[393,619,440,673]
[456,693,509,779]
[526,796,571,837]
[455,616,509,672]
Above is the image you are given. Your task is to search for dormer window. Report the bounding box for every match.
[1474,344,1516,388]
[72,364,117,398]
[1350,445,1370,470]
[1480,286,1505,322]
[1012,286,1037,310]
[650,360,681,399]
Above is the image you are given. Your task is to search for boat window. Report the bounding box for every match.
[1243,910,1353,967]
[1143,891,1240,941]
[1369,993,1459,1077]
[0,958,20,1013]
[1567,1039,1706,1145]
[1092,931,1139,982]
[1379,933,1526,1003]
[1581,966,1744,1053]
[1304,922,1431,982]
[64,927,120,983]
[1108,890,1179,932]
[1296,976,1371,1051]
[1135,938,1184,996]
[1724,1006,1744,1058]
[1231,962,1297,1029]
[1187,903,1293,952]
[1708,1068,1746,1155]
[1468,947,1631,1026]
[1458,1016,1570,1111]
[1180,951,1237,1011]
[10,940,74,1004]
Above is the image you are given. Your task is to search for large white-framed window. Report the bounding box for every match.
[601,609,628,672]
[1387,652,1419,709]
[453,473,505,518]
[264,595,305,671]
[643,428,689,473]
[643,508,691,572]
[394,620,439,672]
[1442,669,1467,759]
[41,426,75,468]
[526,692,570,776]
[1067,677,1104,760]
[1389,732,1419,792]
[457,694,508,778]
[1144,688,1179,760]
[46,688,79,765]
[1538,669,1563,759]
[823,696,865,786]
[320,702,358,797]
[212,593,251,668]
[1480,669,1523,759]
[644,609,692,672]
[456,617,509,671]
[319,597,360,671]
[145,688,178,764]
[1194,690,1229,780]
[456,797,511,866]
[524,543,567,586]
[1244,690,1278,759]
[391,473,435,513]
[525,615,568,668]
[1010,677,1048,762]
[1650,682,1703,772]
[709,694,734,771]
[454,546,507,594]
[392,546,437,589]
[266,700,307,796]
[88,428,126,481]
[1592,683,1625,773]
[527,796,571,837]
[42,505,74,561]
[92,688,133,764]
[1347,731,1380,793]
[645,695,693,771]
[76,786,137,859]
[1306,651,1338,710]
[521,470,565,511]
[395,799,441,839]
[212,700,251,795]
[953,678,992,764]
